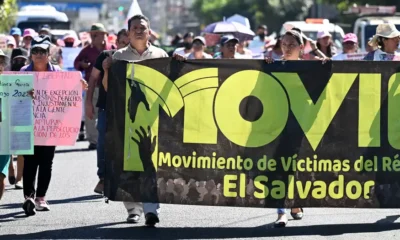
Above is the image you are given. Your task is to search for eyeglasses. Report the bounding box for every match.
[31,49,47,56]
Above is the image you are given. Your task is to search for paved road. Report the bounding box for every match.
[1,141,400,239]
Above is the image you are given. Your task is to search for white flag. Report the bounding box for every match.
[124,0,143,29]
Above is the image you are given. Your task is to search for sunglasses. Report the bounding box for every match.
[13,58,27,64]
[31,49,47,56]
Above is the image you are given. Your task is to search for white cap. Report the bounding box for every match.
[317,29,332,39]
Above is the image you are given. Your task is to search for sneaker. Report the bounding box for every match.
[78,132,85,141]
[274,214,288,228]
[127,214,140,223]
[94,179,104,194]
[22,198,36,216]
[35,197,50,211]
[290,208,304,220]
[88,143,97,150]
[145,213,159,227]
[15,181,23,189]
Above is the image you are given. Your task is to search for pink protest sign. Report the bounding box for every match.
[4,71,83,146]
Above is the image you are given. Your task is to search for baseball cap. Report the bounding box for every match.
[31,35,52,50]
[23,28,36,38]
[39,25,51,34]
[258,25,268,30]
[6,36,16,46]
[89,23,107,33]
[11,47,28,60]
[0,49,9,60]
[317,29,332,39]
[10,27,22,36]
[220,35,239,46]
[343,33,358,43]
[193,36,206,46]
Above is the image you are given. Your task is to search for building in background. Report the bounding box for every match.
[138,0,199,44]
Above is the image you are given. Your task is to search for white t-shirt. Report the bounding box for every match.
[332,53,346,60]
[173,47,191,56]
[186,52,212,59]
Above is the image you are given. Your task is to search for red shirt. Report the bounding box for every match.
[74,43,114,85]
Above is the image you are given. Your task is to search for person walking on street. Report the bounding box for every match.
[112,14,185,227]
[21,35,87,216]
[75,23,114,150]
[332,33,359,60]
[91,29,129,195]
[10,27,22,48]
[21,29,36,52]
[265,29,329,227]
[364,23,400,61]
[186,36,212,59]
[20,35,61,216]
[214,35,239,59]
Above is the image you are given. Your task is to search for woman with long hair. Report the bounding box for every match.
[314,29,336,58]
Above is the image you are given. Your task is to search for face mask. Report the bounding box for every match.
[258,33,265,39]
[65,42,74,47]
[11,63,25,71]
[184,42,192,50]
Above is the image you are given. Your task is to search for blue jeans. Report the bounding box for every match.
[277,208,286,214]
[97,108,106,179]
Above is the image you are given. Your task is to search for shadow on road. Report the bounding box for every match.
[0,195,102,210]
[1,221,400,239]
[55,148,95,154]
[0,211,26,223]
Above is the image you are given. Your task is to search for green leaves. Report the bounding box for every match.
[0,0,17,33]
[192,0,311,32]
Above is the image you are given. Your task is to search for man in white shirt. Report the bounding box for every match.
[113,14,185,227]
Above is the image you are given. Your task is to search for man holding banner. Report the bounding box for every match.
[111,14,186,227]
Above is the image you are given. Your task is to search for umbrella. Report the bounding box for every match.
[203,21,255,42]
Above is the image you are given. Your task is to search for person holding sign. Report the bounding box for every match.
[265,29,329,227]
[364,23,400,61]
[19,35,61,216]
[0,50,10,201]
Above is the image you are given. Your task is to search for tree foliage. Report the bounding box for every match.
[0,0,18,33]
[192,0,313,32]
[193,0,400,32]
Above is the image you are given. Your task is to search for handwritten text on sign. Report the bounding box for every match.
[4,71,82,146]
[0,74,34,154]
[33,72,82,145]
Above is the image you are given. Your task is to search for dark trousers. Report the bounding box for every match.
[23,146,56,198]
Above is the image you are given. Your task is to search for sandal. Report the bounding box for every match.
[290,208,304,220]
[274,214,288,228]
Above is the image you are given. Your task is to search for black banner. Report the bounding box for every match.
[105,58,400,208]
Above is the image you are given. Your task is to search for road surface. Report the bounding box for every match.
[1,141,400,239]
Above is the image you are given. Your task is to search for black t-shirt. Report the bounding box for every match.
[94,49,116,109]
